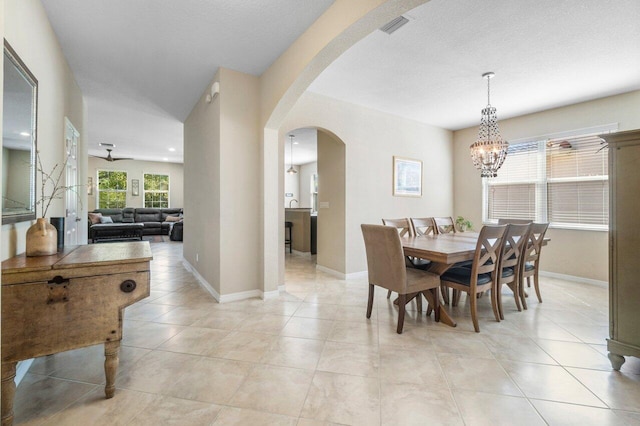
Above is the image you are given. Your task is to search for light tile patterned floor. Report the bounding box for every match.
[12,242,640,425]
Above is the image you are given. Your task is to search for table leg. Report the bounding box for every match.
[422,290,456,328]
[1,362,17,426]
[104,340,120,399]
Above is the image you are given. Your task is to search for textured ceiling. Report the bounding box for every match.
[41,0,335,163]
[309,0,640,130]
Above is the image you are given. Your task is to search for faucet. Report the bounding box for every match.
[289,199,298,208]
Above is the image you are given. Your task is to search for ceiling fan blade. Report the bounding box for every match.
[90,155,109,160]
[111,157,134,161]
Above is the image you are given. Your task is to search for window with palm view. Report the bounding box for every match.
[97,170,127,208]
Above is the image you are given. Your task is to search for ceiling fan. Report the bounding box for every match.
[91,148,133,162]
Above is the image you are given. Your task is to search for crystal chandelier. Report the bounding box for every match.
[286,134,297,174]
[470,72,508,178]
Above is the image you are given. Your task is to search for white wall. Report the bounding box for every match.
[299,162,317,209]
[184,67,260,298]
[453,90,640,282]
[2,0,87,260]
[281,91,453,274]
[88,157,184,211]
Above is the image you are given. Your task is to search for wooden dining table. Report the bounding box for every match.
[400,231,550,328]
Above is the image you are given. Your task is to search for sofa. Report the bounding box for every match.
[88,207,183,242]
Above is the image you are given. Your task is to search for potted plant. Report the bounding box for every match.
[455,216,473,232]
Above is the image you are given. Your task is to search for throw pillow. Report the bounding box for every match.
[100,216,114,224]
[165,215,181,223]
[88,212,103,224]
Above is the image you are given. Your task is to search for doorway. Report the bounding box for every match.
[64,118,80,245]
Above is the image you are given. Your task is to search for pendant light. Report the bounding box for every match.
[469,72,509,178]
[286,134,297,174]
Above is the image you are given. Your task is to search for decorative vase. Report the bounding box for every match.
[49,217,65,250]
[26,218,58,256]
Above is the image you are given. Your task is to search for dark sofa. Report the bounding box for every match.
[88,207,183,242]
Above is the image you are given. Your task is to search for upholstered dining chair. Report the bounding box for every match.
[440,225,507,332]
[361,224,442,334]
[381,218,429,301]
[433,217,456,234]
[495,223,531,319]
[519,222,549,309]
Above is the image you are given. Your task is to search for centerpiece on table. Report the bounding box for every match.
[26,152,79,256]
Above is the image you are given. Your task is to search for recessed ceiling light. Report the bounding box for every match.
[168,148,176,152]
[163,158,169,161]
[293,142,299,145]
[19,131,30,137]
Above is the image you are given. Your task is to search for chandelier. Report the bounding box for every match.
[286,134,297,174]
[470,72,508,178]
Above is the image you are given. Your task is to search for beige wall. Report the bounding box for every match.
[184,68,260,297]
[453,90,640,282]
[88,157,184,211]
[281,92,453,274]
[317,130,346,273]
[2,0,87,261]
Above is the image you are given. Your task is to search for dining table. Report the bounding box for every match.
[399,231,550,328]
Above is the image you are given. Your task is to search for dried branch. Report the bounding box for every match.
[35,151,83,218]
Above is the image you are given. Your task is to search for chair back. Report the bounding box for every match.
[470,225,508,279]
[522,222,549,267]
[410,217,436,237]
[382,218,413,237]
[498,223,531,272]
[433,217,456,234]
[497,218,533,225]
[361,224,407,293]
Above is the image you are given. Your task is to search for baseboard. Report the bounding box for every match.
[291,249,312,257]
[182,258,281,303]
[15,359,34,386]
[539,270,608,287]
[181,259,220,302]
[315,264,347,279]
[345,270,368,280]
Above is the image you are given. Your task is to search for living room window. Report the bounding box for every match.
[143,173,169,208]
[483,127,614,230]
[97,170,127,208]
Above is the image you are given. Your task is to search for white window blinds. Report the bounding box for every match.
[483,132,609,230]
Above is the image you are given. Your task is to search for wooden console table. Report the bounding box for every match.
[1,242,152,426]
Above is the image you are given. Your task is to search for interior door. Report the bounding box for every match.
[65,118,80,245]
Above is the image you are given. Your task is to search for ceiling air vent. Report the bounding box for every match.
[380,16,409,35]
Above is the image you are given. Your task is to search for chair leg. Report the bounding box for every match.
[387,289,392,299]
[397,294,406,334]
[534,273,542,303]
[496,283,504,320]
[527,276,531,287]
[453,289,462,306]
[416,293,422,313]
[520,277,528,310]
[431,289,441,322]
[470,291,480,332]
[491,285,501,322]
[441,286,450,304]
[366,284,375,319]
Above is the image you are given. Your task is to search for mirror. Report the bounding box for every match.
[2,40,37,224]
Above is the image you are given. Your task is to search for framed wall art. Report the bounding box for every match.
[131,179,140,196]
[393,156,422,197]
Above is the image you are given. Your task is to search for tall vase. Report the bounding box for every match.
[26,218,58,256]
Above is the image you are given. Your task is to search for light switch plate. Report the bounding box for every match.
[319,202,329,209]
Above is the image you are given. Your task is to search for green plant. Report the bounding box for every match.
[455,216,473,232]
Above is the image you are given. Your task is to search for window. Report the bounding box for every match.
[144,173,169,208]
[484,132,610,230]
[97,170,127,208]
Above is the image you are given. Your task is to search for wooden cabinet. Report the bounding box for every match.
[603,129,640,370]
[1,242,152,425]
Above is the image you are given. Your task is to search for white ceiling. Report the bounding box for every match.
[41,0,335,163]
[309,0,640,131]
[40,0,640,166]
[285,128,317,166]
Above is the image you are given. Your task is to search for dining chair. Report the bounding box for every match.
[495,223,531,319]
[440,224,507,332]
[382,218,429,301]
[361,224,442,334]
[410,217,436,237]
[497,218,533,225]
[433,217,456,234]
[519,222,549,308]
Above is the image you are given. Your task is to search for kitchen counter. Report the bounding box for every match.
[285,208,312,253]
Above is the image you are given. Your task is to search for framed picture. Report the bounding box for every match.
[393,156,422,197]
[87,177,93,196]
[131,179,140,196]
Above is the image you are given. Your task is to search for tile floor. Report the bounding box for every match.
[11,242,640,425]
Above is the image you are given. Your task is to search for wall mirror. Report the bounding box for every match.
[2,40,37,224]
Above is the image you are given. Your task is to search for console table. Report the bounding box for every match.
[1,242,152,426]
